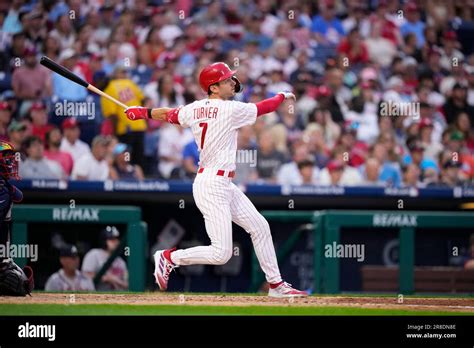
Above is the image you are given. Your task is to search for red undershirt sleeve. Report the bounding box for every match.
[165,108,180,124]
[254,94,285,117]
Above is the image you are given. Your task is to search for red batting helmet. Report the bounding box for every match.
[199,62,242,93]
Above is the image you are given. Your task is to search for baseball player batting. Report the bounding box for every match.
[125,62,307,297]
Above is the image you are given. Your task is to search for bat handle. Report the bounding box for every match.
[87,85,129,110]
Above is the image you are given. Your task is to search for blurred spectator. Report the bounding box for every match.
[342,3,370,37]
[273,99,304,146]
[368,141,402,187]
[82,226,128,291]
[443,83,474,125]
[20,135,65,179]
[440,31,464,72]
[297,157,319,185]
[266,66,293,96]
[320,159,345,186]
[45,244,95,292]
[445,131,474,180]
[344,95,378,145]
[319,145,363,186]
[138,26,165,66]
[256,129,286,183]
[23,10,47,51]
[264,38,298,77]
[360,157,384,186]
[6,120,27,153]
[402,138,439,174]
[109,143,145,181]
[439,159,464,187]
[311,1,345,46]
[193,0,225,35]
[323,68,350,123]
[182,140,200,180]
[101,67,147,168]
[365,20,397,68]
[59,118,91,162]
[303,123,330,169]
[337,121,369,167]
[11,48,52,107]
[419,118,443,161]
[277,142,318,185]
[308,106,340,148]
[42,34,61,62]
[400,2,425,48]
[242,12,272,51]
[143,73,185,108]
[71,135,110,181]
[2,0,23,34]
[0,101,12,140]
[1,90,20,119]
[49,14,76,50]
[401,163,422,187]
[44,127,74,176]
[337,27,369,65]
[158,124,194,179]
[452,112,474,152]
[28,101,54,142]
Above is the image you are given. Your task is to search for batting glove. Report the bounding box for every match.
[124,106,151,121]
[278,92,296,100]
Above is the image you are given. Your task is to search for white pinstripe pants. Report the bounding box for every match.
[170,170,282,284]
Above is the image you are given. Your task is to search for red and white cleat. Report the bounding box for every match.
[268,281,308,298]
[153,248,177,291]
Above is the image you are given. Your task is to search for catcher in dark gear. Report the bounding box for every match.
[0,141,33,296]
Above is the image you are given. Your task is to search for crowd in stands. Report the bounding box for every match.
[1,0,474,187]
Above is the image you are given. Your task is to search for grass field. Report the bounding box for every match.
[0,292,473,316]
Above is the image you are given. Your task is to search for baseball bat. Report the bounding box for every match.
[40,56,129,109]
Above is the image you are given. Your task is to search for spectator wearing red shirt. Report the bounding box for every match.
[28,101,54,142]
[44,127,74,176]
[337,28,369,65]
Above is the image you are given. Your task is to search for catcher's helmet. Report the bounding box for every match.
[0,141,19,180]
[199,62,242,94]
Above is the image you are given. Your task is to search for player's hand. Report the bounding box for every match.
[124,106,150,121]
[278,92,296,100]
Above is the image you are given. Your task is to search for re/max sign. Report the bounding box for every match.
[372,214,417,227]
[52,208,100,221]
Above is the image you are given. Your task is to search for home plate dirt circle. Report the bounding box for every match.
[1,293,474,313]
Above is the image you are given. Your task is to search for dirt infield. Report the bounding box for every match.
[1,293,474,313]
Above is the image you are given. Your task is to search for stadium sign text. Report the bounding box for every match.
[52,208,99,221]
[373,214,417,227]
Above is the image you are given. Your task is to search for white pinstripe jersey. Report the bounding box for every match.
[177,98,257,171]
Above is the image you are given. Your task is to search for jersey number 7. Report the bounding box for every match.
[199,122,208,149]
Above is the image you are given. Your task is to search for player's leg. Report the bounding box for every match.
[229,184,281,284]
[171,177,233,265]
[229,183,307,297]
[153,175,233,290]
